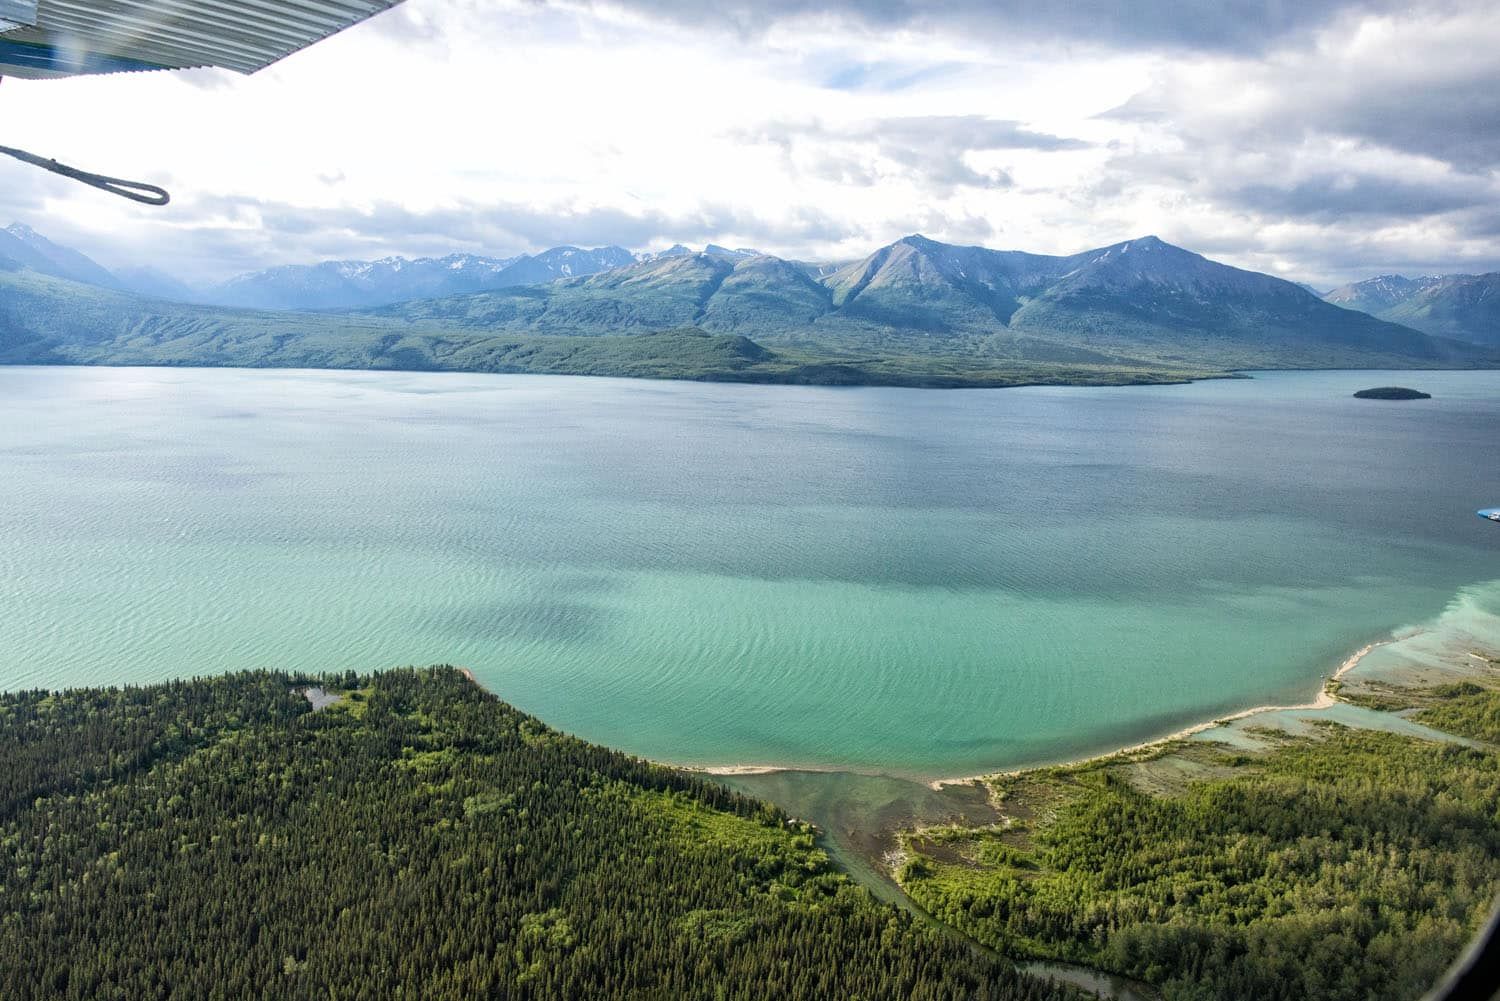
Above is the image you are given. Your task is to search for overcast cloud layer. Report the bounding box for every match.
[0,0,1494,286]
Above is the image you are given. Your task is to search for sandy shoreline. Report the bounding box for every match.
[679,633,1412,789]
[923,634,1408,789]
[452,667,840,779]
[452,632,1419,790]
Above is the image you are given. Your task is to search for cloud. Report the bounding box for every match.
[1228,174,1489,222]
[746,116,1089,192]
[0,162,51,219]
[860,117,1089,154]
[1072,3,1500,282]
[5,0,1496,288]
[882,209,998,248]
[1105,5,1500,170]
[818,60,966,93]
[1098,141,1496,225]
[577,0,1423,54]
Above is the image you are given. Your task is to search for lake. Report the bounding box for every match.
[2,365,1497,778]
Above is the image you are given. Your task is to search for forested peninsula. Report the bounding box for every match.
[3,665,1497,1000]
[896,680,1500,1001]
[0,668,1076,1001]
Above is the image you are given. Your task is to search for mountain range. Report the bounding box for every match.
[367,234,1477,371]
[190,244,784,310]
[198,245,647,310]
[1,222,1495,388]
[0,224,121,288]
[1323,274,1499,346]
[0,227,650,310]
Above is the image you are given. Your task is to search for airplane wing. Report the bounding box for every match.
[0,0,404,79]
[0,0,407,203]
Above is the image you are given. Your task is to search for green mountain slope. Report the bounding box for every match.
[699,255,835,330]
[1004,237,1456,369]
[1323,275,1442,315]
[0,269,1209,388]
[2,234,1493,387]
[366,235,1491,371]
[380,253,744,334]
[1323,273,1500,347]
[897,692,1500,1001]
[815,235,1464,367]
[0,268,768,376]
[821,235,1042,331]
[1381,274,1500,346]
[0,668,1078,1000]
[0,222,120,288]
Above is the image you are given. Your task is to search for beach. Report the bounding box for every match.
[667,633,1419,790]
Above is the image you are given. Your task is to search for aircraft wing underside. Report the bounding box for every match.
[0,0,403,79]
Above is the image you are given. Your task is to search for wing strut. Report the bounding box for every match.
[0,142,170,206]
[0,76,170,205]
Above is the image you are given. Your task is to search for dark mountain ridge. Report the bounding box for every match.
[0,221,654,311]
[1325,274,1446,314]
[1324,272,1499,347]
[1,227,1494,387]
[367,234,1478,371]
[0,223,120,288]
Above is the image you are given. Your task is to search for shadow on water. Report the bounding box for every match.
[720,768,1160,1001]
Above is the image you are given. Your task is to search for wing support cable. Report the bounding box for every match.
[0,75,169,205]
[0,142,170,205]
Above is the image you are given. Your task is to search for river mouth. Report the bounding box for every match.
[719,770,994,902]
[1023,962,1161,1001]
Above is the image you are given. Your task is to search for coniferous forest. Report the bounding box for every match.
[5,665,1498,1000]
[898,709,1500,1001]
[0,667,1078,1001]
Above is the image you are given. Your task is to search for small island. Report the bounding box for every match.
[1353,386,1431,400]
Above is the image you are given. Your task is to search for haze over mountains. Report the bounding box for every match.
[188,245,645,310]
[190,244,775,310]
[0,224,120,289]
[0,220,1494,388]
[1323,274,1499,346]
[0,227,650,311]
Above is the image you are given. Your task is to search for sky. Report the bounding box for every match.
[1,0,1496,287]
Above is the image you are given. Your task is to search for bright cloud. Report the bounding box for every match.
[0,0,1492,287]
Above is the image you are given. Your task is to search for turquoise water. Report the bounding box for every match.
[1,366,1497,778]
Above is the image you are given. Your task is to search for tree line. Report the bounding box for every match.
[0,667,1079,1001]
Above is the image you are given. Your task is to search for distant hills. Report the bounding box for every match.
[204,253,515,310]
[200,245,643,310]
[191,244,784,311]
[1324,275,1445,315]
[0,222,1495,388]
[0,223,120,288]
[0,267,1213,389]
[369,234,1476,371]
[1323,274,1499,346]
[0,226,648,310]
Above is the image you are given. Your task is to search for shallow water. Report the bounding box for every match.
[721,769,996,903]
[1,366,1497,778]
[1193,700,1490,752]
[1023,963,1160,1001]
